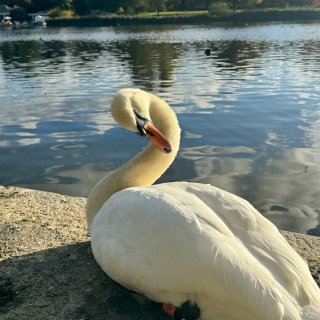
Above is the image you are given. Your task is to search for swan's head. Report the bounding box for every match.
[111,88,172,153]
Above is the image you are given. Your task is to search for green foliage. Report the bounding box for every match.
[132,0,150,13]
[116,7,126,15]
[3,0,31,11]
[31,0,64,11]
[48,8,73,18]
[227,0,260,10]
[261,0,289,6]
[10,6,28,21]
[209,1,232,16]
[60,0,72,10]
[48,7,60,18]
[73,0,90,15]
[127,6,135,15]
[150,0,168,13]
[0,0,318,17]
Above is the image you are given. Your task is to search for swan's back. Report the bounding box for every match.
[91,182,320,320]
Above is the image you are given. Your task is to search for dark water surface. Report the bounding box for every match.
[0,23,319,234]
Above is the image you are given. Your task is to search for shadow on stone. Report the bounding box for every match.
[0,277,16,308]
[0,242,168,320]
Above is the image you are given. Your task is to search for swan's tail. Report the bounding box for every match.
[302,305,320,320]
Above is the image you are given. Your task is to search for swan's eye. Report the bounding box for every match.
[133,109,147,121]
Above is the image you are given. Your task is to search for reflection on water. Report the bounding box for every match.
[0,23,319,235]
[178,145,320,234]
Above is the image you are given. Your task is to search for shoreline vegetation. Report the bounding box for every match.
[47,9,320,27]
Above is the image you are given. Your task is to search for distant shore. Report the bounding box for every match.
[47,9,320,27]
[0,185,319,319]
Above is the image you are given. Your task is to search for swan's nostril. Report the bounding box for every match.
[163,147,171,154]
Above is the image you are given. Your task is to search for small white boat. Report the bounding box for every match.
[0,16,13,28]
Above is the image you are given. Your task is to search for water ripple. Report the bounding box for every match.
[0,23,319,234]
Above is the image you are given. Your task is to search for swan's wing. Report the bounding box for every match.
[183,183,319,295]
[180,183,320,316]
[91,182,320,320]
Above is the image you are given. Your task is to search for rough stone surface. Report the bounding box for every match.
[0,186,319,319]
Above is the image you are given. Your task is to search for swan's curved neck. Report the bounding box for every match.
[86,95,180,228]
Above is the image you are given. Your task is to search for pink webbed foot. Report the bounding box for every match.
[162,300,200,320]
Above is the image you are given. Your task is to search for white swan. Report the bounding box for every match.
[87,88,320,320]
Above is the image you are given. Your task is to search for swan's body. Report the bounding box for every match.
[87,89,320,320]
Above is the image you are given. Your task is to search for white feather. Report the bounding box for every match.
[91,182,320,320]
[88,89,320,320]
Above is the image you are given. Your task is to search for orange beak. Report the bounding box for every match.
[144,122,172,154]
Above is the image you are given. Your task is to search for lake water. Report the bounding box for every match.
[0,22,319,235]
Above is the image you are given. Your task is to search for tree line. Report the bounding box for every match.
[0,0,319,17]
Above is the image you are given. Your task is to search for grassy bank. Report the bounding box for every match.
[136,10,208,17]
[47,12,211,27]
[225,8,320,22]
[47,8,320,27]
